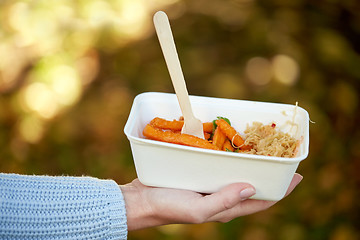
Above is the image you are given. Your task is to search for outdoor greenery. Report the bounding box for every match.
[0,0,359,239]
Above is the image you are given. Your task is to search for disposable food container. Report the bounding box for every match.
[124,92,309,201]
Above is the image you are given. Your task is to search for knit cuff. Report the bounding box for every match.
[101,179,128,240]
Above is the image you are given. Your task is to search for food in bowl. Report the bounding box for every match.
[143,116,300,158]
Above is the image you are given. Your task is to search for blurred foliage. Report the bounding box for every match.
[1,0,360,239]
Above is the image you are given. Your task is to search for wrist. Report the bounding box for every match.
[120,181,164,231]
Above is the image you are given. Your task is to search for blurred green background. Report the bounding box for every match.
[1,0,359,239]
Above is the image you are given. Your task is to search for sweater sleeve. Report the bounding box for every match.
[0,173,128,240]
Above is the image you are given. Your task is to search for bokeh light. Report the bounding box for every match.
[18,115,44,143]
[272,54,299,85]
[245,57,272,85]
[24,82,59,119]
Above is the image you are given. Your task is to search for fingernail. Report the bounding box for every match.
[240,187,256,200]
[295,173,304,185]
[298,174,304,182]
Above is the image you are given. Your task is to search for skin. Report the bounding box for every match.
[120,173,303,231]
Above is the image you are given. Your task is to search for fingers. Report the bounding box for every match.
[195,183,256,221]
[207,173,303,222]
[126,174,303,227]
[283,173,303,198]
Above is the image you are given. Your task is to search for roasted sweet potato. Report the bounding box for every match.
[223,139,235,152]
[212,127,226,149]
[143,124,219,150]
[150,117,213,132]
[215,119,251,150]
[149,117,183,131]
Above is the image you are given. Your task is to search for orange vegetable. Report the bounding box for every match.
[143,124,219,150]
[150,117,213,132]
[215,119,251,150]
[204,132,211,140]
[222,139,235,152]
[212,127,227,149]
[202,122,214,133]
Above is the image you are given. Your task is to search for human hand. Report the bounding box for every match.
[120,173,303,231]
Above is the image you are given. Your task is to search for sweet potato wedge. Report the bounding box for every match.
[149,117,213,133]
[215,119,251,150]
[222,139,235,152]
[143,124,219,150]
[212,127,227,149]
[149,117,183,131]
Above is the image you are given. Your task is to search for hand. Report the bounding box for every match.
[120,173,303,231]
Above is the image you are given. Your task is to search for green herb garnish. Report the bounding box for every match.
[212,116,231,130]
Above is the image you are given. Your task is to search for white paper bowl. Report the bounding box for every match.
[124,92,309,201]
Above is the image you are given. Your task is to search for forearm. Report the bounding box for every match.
[0,173,128,240]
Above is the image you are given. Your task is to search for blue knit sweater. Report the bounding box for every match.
[0,173,128,239]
